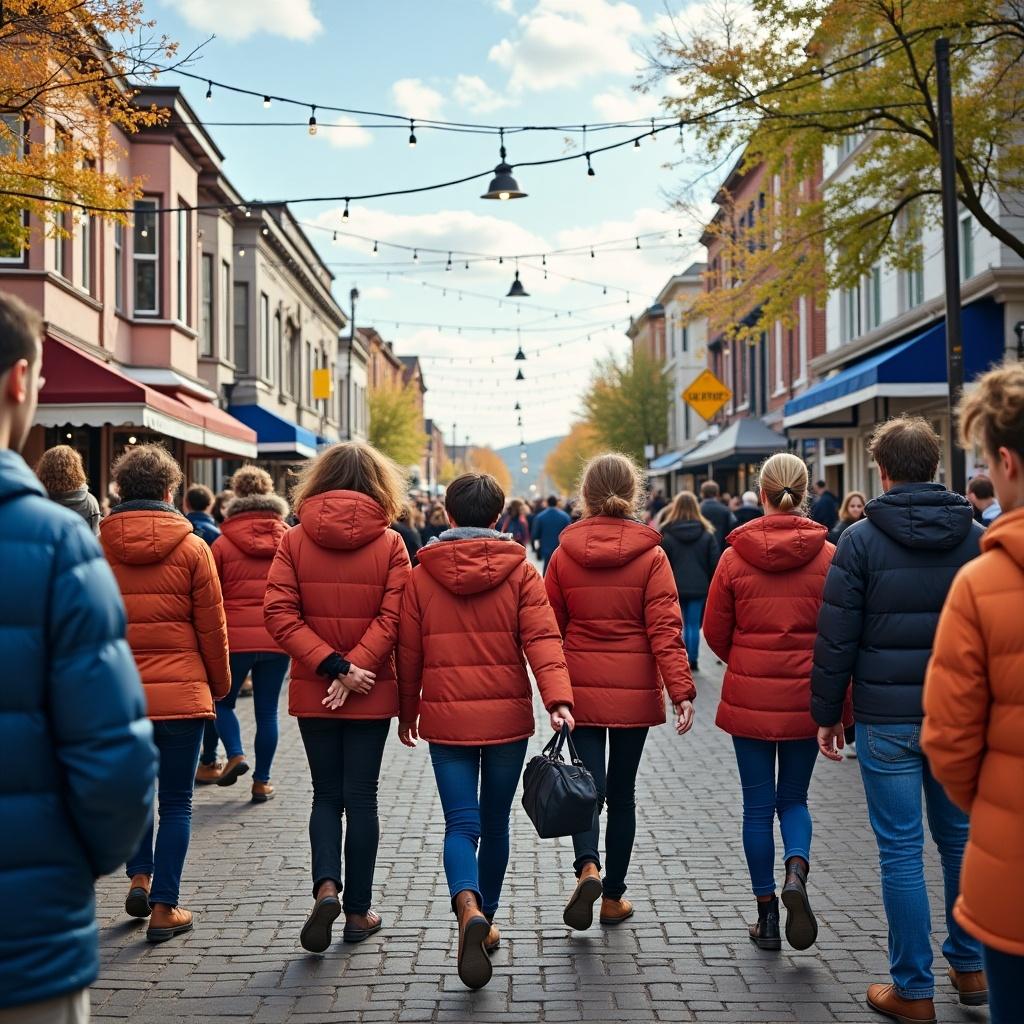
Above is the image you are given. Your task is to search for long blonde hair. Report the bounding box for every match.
[757,452,809,513]
[290,441,407,520]
[838,489,867,522]
[579,452,644,518]
[660,490,715,533]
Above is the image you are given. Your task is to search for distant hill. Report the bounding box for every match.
[495,435,565,496]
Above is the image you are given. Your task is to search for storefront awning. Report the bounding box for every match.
[680,417,788,471]
[227,403,319,460]
[36,337,258,458]
[648,445,698,474]
[783,300,1005,429]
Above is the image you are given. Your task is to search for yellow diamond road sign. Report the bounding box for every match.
[683,369,732,421]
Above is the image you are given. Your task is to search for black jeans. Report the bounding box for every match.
[570,726,649,900]
[297,717,390,914]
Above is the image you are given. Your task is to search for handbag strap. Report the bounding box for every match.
[560,723,585,766]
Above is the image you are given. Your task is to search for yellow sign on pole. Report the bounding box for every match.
[683,368,732,421]
[311,367,333,401]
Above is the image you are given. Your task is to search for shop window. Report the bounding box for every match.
[233,281,249,372]
[113,221,124,310]
[133,198,159,315]
[200,254,214,356]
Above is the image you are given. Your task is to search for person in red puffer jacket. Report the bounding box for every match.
[545,453,696,934]
[211,466,290,802]
[703,451,838,956]
[264,442,412,954]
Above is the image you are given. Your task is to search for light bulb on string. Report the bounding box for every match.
[308,106,318,135]
[205,81,213,102]
[408,120,417,147]
[332,231,337,243]
[238,246,246,257]
[413,249,418,262]
[342,200,349,220]
[481,127,526,201]
[263,95,271,109]
[372,240,378,256]
[650,117,657,140]
[446,253,452,272]
[586,153,595,177]
[261,226,269,237]
[634,137,641,151]
[590,247,595,259]
[635,237,641,250]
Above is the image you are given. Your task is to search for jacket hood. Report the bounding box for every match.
[0,450,46,507]
[418,528,524,595]
[662,519,710,544]
[220,498,290,558]
[865,482,975,551]
[297,489,389,550]
[100,503,194,564]
[559,516,661,568]
[982,505,1024,568]
[728,514,829,572]
[50,486,92,511]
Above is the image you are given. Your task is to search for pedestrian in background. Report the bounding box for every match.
[966,474,1002,525]
[211,466,291,802]
[923,361,1024,1024]
[264,442,412,953]
[733,490,763,526]
[531,493,571,572]
[828,490,866,545]
[421,503,448,543]
[0,292,156,1023]
[211,488,233,526]
[546,454,695,934]
[699,479,736,551]
[809,480,839,530]
[812,416,986,1022]
[498,496,530,546]
[101,443,231,944]
[397,472,573,990]
[658,490,719,671]
[391,501,423,566]
[184,483,221,545]
[703,452,836,954]
[35,443,101,534]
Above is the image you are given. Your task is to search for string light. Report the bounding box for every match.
[408,120,417,147]
[263,95,271,109]
[586,153,595,177]
[633,137,641,150]
[308,106,317,136]
[342,199,349,220]
[205,81,212,102]
[372,240,378,256]
[413,249,418,262]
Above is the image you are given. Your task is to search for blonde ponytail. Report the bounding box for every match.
[757,452,809,513]
[580,452,644,519]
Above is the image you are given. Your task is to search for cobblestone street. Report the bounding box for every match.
[93,657,985,1024]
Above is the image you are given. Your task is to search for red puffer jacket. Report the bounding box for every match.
[212,493,290,653]
[397,530,573,745]
[264,490,412,719]
[544,516,695,728]
[704,514,837,740]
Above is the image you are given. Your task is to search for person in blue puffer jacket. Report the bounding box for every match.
[0,291,157,1023]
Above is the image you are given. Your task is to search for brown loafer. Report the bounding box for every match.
[251,780,275,803]
[216,755,250,787]
[947,967,988,1007]
[146,904,194,944]
[125,874,151,919]
[563,862,603,931]
[195,760,224,785]
[599,897,634,926]
[866,983,936,1024]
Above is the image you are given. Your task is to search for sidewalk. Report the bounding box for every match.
[93,655,977,1023]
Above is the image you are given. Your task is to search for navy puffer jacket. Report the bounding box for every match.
[811,482,983,727]
[0,451,156,1010]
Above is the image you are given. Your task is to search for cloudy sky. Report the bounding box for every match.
[149,0,713,448]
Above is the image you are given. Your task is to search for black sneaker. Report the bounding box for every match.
[748,896,781,951]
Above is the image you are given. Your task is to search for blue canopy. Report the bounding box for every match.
[649,448,692,473]
[227,404,319,459]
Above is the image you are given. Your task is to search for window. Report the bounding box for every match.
[797,296,808,382]
[200,254,214,356]
[55,212,68,278]
[305,341,312,404]
[960,214,974,280]
[0,116,26,263]
[682,324,689,352]
[774,321,784,391]
[113,222,124,310]
[286,323,300,398]
[841,284,861,343]
[233,282,249,371]
[133,198,159,315]
[220,261,230,354]
[259,293,270,378]
[864,266,882,331]
[80,215,93,294]
[837,133,863,162]
[272,311,282,387]
[176,207,189,323]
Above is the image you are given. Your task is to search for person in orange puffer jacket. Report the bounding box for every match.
[544,453,695,935]
[264,442,411,954]
[923,360,1024,1024]
[100,444,230,944]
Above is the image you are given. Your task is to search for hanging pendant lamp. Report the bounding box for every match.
[507,271,529,298]
[481,129,527,200]
[515,368,525,381]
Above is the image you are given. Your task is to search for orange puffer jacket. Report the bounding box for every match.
[212,493,290,653]
[544,517,695,728]
[397,529,573,745]
[100,503,231,720]
[922,506,1024,956]
[264,490,411,719]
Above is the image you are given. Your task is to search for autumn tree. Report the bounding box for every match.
[467,445,512,495]
[648,1,1024,339]
[0,0,181,253]
[368,386,427,469]
[581,349,670,465]
[544,421,600,494]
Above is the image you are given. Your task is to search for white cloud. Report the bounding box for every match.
[324,115,373,149]
[452,74,511,113]
[171,0,322,41]
[494,0,516,12]
[592,87,661,122]
[391,78,445,121]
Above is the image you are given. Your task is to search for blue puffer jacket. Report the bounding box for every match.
[811,482,983,727]
[0,450,156,1010]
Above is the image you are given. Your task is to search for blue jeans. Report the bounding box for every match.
[126,719,204,906]
[984,945,1022,1024]
[680,598,704,665]
[199,720,220,766]
[429,739,529,918]
[856,723,983,1000]
[215,652,289,782]
[732,736,819,897]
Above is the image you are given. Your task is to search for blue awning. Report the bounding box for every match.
[227,404,319,459]
[783,300,1005,428]
[649,447,693,473]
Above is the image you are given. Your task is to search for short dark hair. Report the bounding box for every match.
[112,443,183,502]
[546,494,559,507]
[700,479,719,499]
[445,472,505,527]
[868,415,941,483]
[0,291,42,375]
[967,475,995,500]
[815,480,827,488]
[185,483,214,511]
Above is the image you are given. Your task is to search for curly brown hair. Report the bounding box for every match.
[230,465,275,498]
[36,444,87,494]
[958,358,1024,459]
[111,443,183,503]
[290,441,406,520]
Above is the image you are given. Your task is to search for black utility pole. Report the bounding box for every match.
[347,287,359,440]
[935,37,966,496]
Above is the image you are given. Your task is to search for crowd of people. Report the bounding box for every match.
[1,286,1022,1024]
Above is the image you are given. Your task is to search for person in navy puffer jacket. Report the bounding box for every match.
[0,292,157,1022]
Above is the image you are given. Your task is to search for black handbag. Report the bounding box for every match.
[521,724,598,839]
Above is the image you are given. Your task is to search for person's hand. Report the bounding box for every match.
[550,704,574,732]
[673,701,694,735]
[817,724,845,762]
[345,665,376,693]
[398,720,419,747]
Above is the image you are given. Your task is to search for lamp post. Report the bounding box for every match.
[347,286,359,440]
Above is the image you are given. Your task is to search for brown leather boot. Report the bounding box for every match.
[251,780,275,803]
[866,983,936,1023]
[125,874,151,919]
[563,862,603,931]
[454,890,492,990]
[146,904,194,944]
[483,917,501,953]
[216,755,250,787]
[599,896,634,926]
[195,760,224,785]
[947,967,988,1007]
